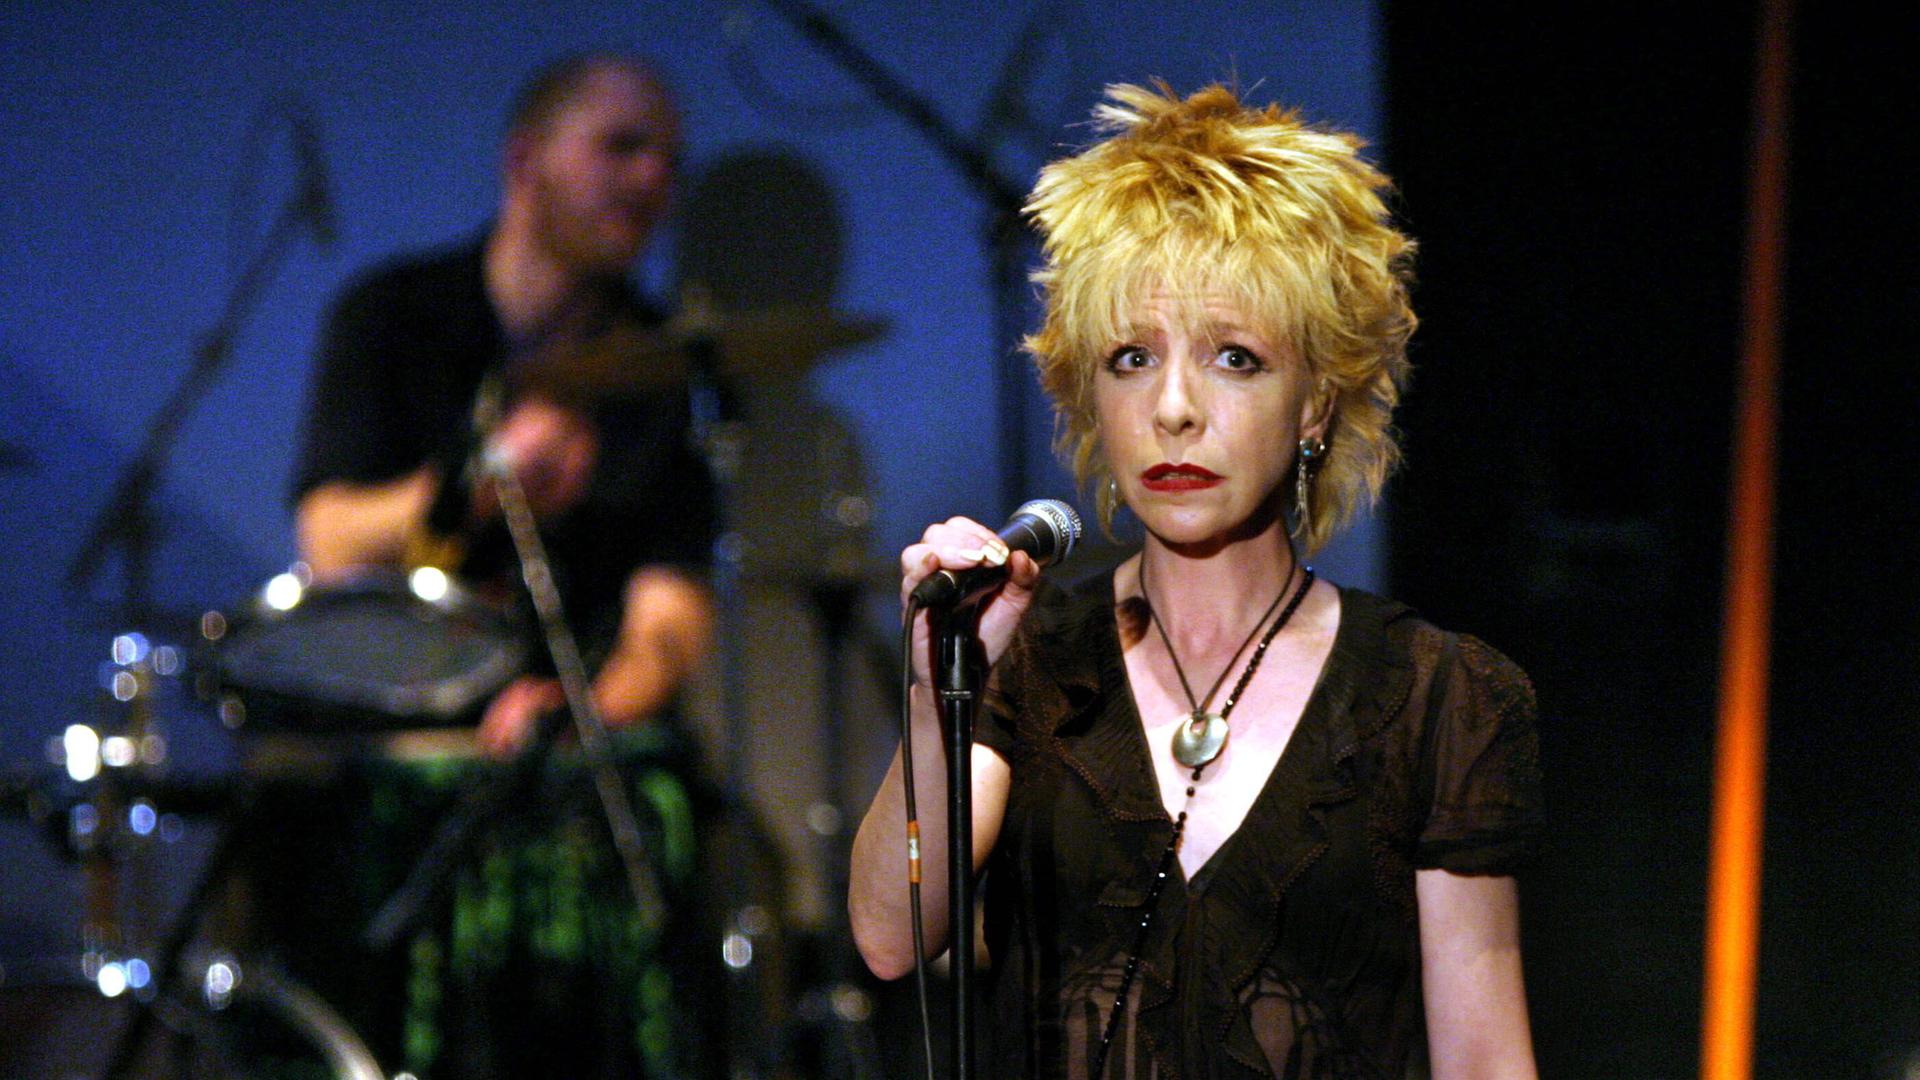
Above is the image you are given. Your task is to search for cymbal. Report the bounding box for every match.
[516,305,887,402]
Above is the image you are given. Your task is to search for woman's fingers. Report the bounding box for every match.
[899,519,1013,604]
[1005,550,1041,587]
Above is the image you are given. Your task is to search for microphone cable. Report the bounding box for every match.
[898,594,938,1080]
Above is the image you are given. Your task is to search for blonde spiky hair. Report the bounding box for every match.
[1024,80,1416,553]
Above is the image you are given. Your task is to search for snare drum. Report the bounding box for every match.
[212,570,528,731]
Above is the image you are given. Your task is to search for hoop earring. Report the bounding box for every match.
[1294,436,1326,539]
[1107,476,1121,511]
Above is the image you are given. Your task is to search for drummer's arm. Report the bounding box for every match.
[591,564,714,726]
[298,400,597,581]
[295,467,437,581]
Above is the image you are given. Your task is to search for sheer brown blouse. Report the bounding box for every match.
[973,572,1544,1079]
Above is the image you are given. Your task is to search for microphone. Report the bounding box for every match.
[292,105,338,249]
[910,499,1083,608]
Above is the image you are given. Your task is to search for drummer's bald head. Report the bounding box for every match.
[505,52,669,141]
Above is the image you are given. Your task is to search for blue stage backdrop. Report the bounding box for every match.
[0,0,1378,963]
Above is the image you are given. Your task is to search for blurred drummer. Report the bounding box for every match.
[292,53,715,757]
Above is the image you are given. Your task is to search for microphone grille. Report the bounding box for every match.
[1015,498,1084,563]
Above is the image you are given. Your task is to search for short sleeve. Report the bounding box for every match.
[973,613,1034,762]
[1413,634,1545,875]
[291,270,434,502]
[972,576,1082,762]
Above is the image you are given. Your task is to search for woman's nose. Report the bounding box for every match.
[1153,357,1203,436]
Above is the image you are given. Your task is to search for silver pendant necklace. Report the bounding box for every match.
[1090,555,1315,1078]
[1140,555,1314,768]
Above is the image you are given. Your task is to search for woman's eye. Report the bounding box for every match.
[1105,346,1153,372]
[1215,345,1266,372]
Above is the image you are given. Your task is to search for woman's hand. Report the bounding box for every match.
[899,516,1044,688]
[852,515,1028,979]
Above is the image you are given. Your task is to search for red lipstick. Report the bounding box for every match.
[1140,463,1223,492]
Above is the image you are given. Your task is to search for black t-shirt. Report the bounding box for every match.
[293,238,714,658]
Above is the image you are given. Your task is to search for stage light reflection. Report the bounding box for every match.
[129,800,157,835]
[721,932,754,970]
[102,736,136,768]
[410,565,450,603]
[204,960,238,1008]
[97,962,128,998]
[111,633,150,666]
[64,725,101,781]
[264,572,304,611]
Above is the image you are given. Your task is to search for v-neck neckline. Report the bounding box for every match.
[1102,571,1349,887]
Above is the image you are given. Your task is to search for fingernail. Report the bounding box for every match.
[947,546,984,563]
[980,542,1009,567]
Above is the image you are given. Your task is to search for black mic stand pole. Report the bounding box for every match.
[65,183,315,622]
[933,602,984,1080]
[757,0,1037,512]
[73,171,324,1080]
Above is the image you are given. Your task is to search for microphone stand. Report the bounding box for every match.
[932,601,984,1080]
[758,0,1037,512]
[66,154,325,1080]
[65,177,317,625]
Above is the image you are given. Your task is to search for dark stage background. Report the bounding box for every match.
[1386,5,1919,1078]
[2,1,1915,1077]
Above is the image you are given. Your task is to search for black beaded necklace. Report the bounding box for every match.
[1089,557,1316,1078]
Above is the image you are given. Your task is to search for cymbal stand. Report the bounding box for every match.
[69,636,261,1080]
[760,0,1037,511]
[680,307,775,1079]
[791,576,885,1078]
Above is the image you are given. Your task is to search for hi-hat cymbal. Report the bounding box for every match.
[515,305,886,403]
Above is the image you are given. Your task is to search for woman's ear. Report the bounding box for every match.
[1298,376,1334,444]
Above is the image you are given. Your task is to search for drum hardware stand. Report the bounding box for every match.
[362,705,570,950]
[96,782,253,1080]
[749,11,1058,1069]
[786,576,885,1079]
[678,288,775,1080]
[54,153,337,1076]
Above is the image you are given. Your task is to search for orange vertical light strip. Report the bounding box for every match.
[1702,2,1791,1079]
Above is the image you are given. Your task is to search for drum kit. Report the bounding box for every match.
[2,305,903,1079]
